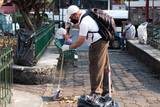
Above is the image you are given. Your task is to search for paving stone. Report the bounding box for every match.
[149,104,160,107]
[124,103,139,107]
[43,50,160,107]
[134,96,147,106]
[140,91,154,97]
[146,97,158,104]
[118,102,125,107]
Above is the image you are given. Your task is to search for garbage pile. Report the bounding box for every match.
[77,95,119,107]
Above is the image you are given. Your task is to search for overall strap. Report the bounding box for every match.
[79,11,88,24]
[79,10,99,41]
[125,24,132,32]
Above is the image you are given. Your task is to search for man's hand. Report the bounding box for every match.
[61,45,70,51]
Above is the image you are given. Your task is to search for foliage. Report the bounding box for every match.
[12,0,54,31]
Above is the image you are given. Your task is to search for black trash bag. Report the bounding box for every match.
[14,29,36,66]
[77,95,120,107]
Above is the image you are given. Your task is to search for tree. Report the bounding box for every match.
[12,0,54,32]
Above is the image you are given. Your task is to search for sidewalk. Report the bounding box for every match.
[8,90,43,107]
[9,40,59,107]
[42,49,160,107]
[9,38,160,107]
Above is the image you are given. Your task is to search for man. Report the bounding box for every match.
[121,20,136,50]
[124,20,136,40]
[62,5,113,96]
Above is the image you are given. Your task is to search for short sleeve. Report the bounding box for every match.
[61,28,67,35]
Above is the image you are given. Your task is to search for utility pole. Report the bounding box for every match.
[128,0,130,20]
[108,0,110,10]
[58,0,61,28]
[145,0,149,21]
[152,0,154,23]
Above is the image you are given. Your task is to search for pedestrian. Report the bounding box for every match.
[62,5,115,97]
[55,22,72,45]
[124,20,136,40]
[121,20,136,50]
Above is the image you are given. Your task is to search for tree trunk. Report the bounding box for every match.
[19,9,35,32]
[13,0,35,32]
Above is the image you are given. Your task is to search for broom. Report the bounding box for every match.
[52,22,72,100]
[52,52,64,100]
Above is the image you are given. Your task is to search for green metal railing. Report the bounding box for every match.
[0,47,13,107]
[34,23,54,60]
[147,25,160,50]
[13,23,54,66]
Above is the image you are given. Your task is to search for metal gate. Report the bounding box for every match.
[0,47,13,107]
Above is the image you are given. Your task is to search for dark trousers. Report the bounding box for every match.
[89,39,109,95]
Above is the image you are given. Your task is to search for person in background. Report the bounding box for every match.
[42,13,49,25]
[121,20,136,50]
[124,20,136,40]
[55,22,72,45]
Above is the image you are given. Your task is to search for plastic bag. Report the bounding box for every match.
[14,29,36,66]
[137,22,148,44]
[77,95,119,107]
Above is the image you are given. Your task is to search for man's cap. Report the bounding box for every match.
[66,5,79,20]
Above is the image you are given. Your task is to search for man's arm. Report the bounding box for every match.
[64,34,71,40]
[70,35,85,49]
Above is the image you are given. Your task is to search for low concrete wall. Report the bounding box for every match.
[126,40,160,74]
[12,46,59,84]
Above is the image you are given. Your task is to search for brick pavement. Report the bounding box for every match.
[42,50,160,107]
[110,50,160,107]
[15,50,160,107]
[43,51,90,107]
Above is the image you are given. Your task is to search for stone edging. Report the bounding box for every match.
[126,40,160,74]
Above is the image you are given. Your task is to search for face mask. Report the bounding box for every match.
[70,18,78,24]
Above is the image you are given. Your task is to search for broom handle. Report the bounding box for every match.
[58,52,64,89]
[108,57,112,97]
